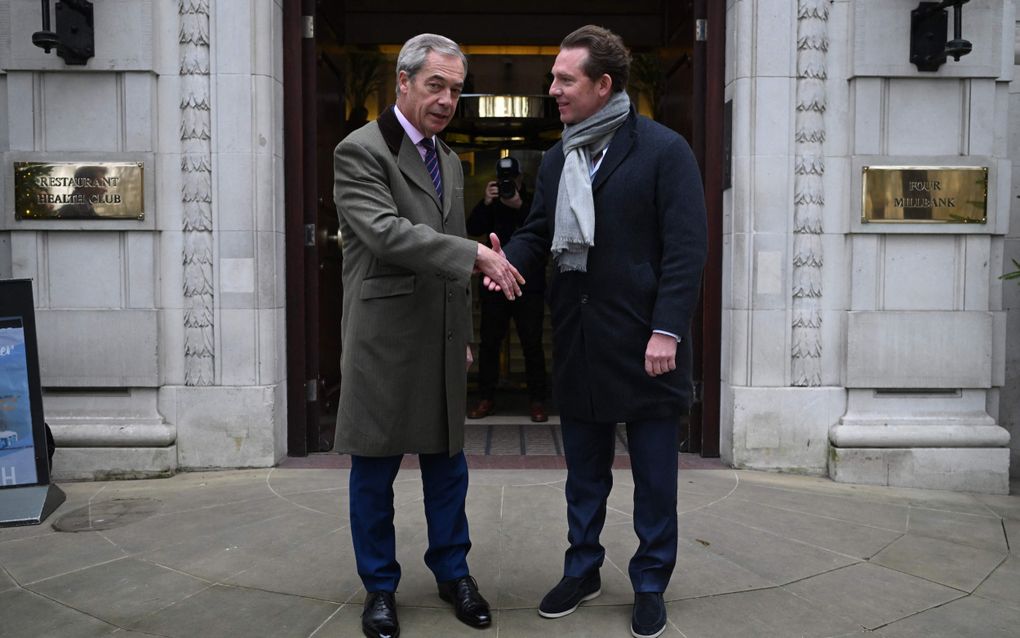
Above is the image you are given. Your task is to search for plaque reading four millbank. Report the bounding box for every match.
[862,166,987,223]
[14,162,144,220]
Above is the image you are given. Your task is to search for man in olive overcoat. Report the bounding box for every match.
[332,33,523,638]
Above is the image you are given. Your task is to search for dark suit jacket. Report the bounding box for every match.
[505,108,707,422]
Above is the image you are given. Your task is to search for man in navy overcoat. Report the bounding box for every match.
[500,25,707,638]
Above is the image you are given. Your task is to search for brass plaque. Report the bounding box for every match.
[862,166,987,223]
[14,162,144,220]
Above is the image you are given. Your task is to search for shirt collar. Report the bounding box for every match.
[393,105,431,147]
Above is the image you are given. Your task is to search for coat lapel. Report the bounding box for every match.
[438,142,458,221]
[397,137,442,212]
[591,111,638,193]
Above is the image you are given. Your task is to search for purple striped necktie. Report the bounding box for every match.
[420,138,443,201]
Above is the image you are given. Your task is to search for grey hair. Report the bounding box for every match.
[394,33,467,95]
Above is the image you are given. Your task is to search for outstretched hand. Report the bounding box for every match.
[475,232,524,300]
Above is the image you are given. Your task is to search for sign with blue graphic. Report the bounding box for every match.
[0,280,50,490]
[0,318,38,486]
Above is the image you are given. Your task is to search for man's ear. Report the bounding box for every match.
[397,71,409,96]
[597,73,613,98]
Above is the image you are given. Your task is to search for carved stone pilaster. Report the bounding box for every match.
[792,0,829,387]
[180,0,213,385]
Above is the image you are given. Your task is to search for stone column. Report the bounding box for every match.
[827,0,1012,494]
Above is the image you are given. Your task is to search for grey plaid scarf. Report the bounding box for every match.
[551,91,631,272]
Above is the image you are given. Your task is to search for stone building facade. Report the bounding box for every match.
[0,0,1017,493]
[1,0,287,478]
[722,0,1015,493]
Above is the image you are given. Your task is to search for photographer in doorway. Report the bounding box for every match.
[467,157,549,422]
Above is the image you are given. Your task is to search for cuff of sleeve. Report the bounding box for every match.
[652,329,681,342]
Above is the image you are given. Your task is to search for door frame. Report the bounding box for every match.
[283,3,727,457]
[690,0,725,457]
[283,0,320,456]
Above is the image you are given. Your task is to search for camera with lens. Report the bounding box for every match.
[496,157,520,199]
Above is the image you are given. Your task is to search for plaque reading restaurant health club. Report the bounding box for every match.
[14,161,144,220]
[862,166,988,223]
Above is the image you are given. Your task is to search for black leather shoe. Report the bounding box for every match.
[437,575,492,628]
[362,591,399,638]
[538,571,601,618]
[631,592,667,638]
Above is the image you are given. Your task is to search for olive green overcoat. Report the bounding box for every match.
[332,106,476,456]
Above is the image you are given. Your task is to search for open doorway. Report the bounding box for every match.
[286,1,721,456]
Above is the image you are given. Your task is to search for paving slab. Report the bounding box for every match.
[907,506,1008,553]
[783,562,963,630]
[263,484,347,518]
[666,537,775,599]
[704,495,904,559]
[1004,518,1019,554]
[667,587,862,638]
[740,471,998,517]
[97,470,279,515]
[135,510,346,585]
[678,487,741,514]
[680,510,860,585]
[871,533,1007,592]
[463,482,515,527]
[970,493,1020,521]
[219,541,363,604]
[972,554,1020,609]
[728,482,909,531]
[29,557,210,627]
[0,587,117,637]
[263,467,346,497]
[495,480,571,529]
[0,525,129,585]
[489,515,580,610]
[873,592,1020,638]
[128,583,338,638]
[98,495,306,556]
[1,467,1018,638]
[678,470,741,500]
[0,561,17,593]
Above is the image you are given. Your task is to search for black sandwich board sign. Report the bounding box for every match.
[0,279,64,526]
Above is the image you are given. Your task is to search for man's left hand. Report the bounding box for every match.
[466,345,474,370]
[644,332,677,377]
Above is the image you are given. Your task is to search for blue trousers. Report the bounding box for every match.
[560,417,680,593]
[349,451,472,593]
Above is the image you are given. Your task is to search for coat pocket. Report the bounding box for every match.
[360,274,416,299]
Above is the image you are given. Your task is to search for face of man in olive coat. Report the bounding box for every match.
[395,51,465,137]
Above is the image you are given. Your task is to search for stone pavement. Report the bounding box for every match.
[0,464,1018,638]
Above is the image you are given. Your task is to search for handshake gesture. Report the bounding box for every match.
[475,232,524,300]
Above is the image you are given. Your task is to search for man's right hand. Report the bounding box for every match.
[475,233,524,300]
[483,181,499,205]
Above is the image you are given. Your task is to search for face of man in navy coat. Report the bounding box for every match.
[548,46,612,125]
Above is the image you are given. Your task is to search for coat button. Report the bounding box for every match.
[580,294,589,304]
[447,291,453,301]
[447,330,454,340]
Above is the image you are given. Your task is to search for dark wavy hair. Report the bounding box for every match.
[560,25,631,93]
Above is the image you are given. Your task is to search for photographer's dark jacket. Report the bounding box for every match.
[467,190,546,294]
